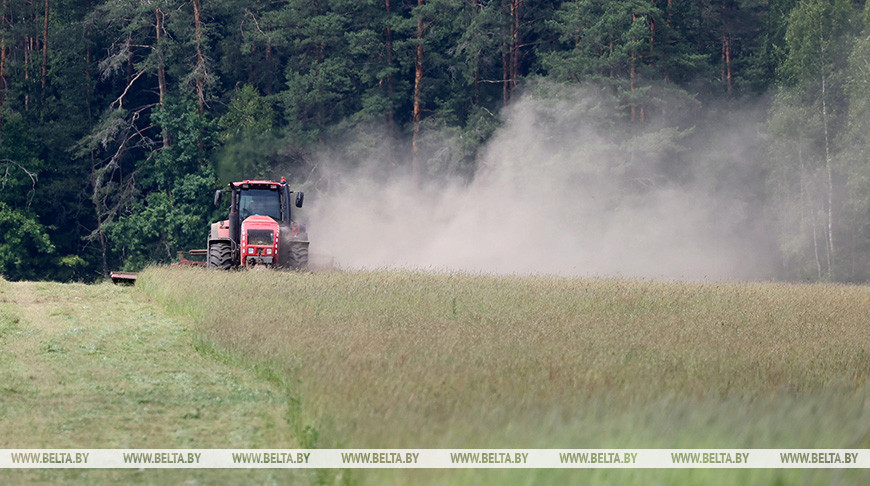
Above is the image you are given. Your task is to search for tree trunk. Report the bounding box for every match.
[798,138,822,279]
[609,41,614,81]
[192,0,206,164]
[0,0,7,131]
[315,41,325,131]
[502,0,521,105]
[509,0,520,100]
[630,14,637,122]
[155,8,169,147]
[24,35,30,111]
[720,0,733,95]
[41,0,48,105]
[85,27,92,125]
[411,0,424,185]
[97,211,108,279]
[125,33,132,86]
[808,10,834,278]
[722,34,732,94]
[192,0,205,114]
[502,42,509,104]
[385,0,394,123]
[155,9,167,108]
[811,201,822,279]
[820,73,834,278]
[648,11,655,114]
[630,56,636,122]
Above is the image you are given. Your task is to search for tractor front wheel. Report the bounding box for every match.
[208,241,233,270]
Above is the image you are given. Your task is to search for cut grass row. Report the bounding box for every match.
[0,277,318,485]
[139,267,870,484]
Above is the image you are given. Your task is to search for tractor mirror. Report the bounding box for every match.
[295,191,304,208]
[214,189,223,206]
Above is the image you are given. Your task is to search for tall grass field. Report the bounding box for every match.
[136,267,870,485]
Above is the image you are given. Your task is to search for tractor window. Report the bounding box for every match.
[239,189,281,221]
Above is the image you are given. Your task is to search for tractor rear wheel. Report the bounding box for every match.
[288,242,309,271]
[208,241,233,270]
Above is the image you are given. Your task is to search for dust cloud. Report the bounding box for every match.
[303,83,779,281]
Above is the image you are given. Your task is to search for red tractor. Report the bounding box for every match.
[208,177,308,270]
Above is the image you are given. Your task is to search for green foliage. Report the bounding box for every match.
[780,0,855,88]
[219,85,276,140]
[148,98,218,188]
[0,112,44,208]
[0,203,56,281]
[215,85,278,183]
[543,0,706,125]
[94,95,221,271]
[765,0,863,281]
[545,0,661,82]
[275,1,363,141]
[837,3,870,282]
[107,167,216,271]
[0,0,865,281]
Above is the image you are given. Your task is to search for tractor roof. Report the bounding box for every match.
[230,178,287,189]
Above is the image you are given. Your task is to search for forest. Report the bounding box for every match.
[0,0,867,282]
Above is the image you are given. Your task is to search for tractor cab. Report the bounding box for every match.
[208,178,308,270]
[239,188,282,221]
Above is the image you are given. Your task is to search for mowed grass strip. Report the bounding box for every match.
[139,267,870,456]
[0,277,312,485]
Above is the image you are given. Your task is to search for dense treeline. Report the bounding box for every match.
[0,0,867,282]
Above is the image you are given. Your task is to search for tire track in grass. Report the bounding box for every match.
[0,280,318,485]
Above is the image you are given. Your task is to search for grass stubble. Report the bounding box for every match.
[137,267,870,485]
